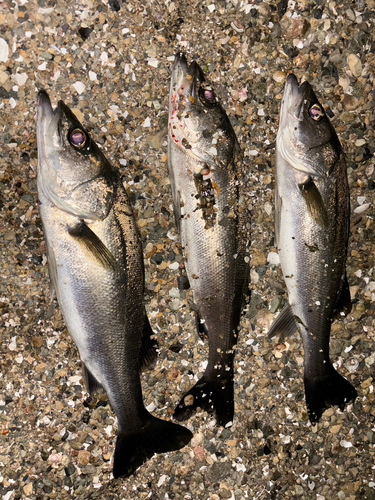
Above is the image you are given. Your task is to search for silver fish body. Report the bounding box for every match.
[37,91,192,478]
[168,54,250,425]
[269,74,357,422]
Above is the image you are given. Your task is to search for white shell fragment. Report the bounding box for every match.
[0,37,9,62]
[353,203,370,214]
[147,58,158,68]
[267,252,280,266]
[73,81,86,95]
[142,117,151,127]
[12,72,28,86]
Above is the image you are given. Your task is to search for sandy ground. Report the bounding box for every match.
[1,0,375,499]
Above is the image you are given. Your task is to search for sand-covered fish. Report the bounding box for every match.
[37,90,192,478]
[269,74,357,423]
[168,54,250,426]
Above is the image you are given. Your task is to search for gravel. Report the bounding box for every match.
[1,1,375,499]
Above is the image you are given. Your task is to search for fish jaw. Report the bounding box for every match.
[277,73,341,178]
[37,91,63,198]
[274,75,355,423]
[37,90,115,220]
[169,53,235,170]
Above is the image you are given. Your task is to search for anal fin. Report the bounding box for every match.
[268,304,298,341]
[82,362,104,396]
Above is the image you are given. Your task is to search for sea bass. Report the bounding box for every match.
[168,54,250,426]
[37,90,192,478]
[269,74,357,423]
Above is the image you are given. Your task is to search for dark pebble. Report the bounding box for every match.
[169,342,183,353]
[177,275,190,290]
[151,253,163,265]
[78,27,93,40]
[108,0,120,12]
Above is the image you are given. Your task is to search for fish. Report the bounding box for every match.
[37,90,192,478]
[167,53,250,426]
[268,73,357,423]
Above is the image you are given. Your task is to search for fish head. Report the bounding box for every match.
[277,73,341,177]
[37,90,115,220]
[169,53,239,172]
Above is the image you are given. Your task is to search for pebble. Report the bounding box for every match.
[2,2,374,499]
[78,450,91,466]
[272,71,286,84]
[0,37,9,62]
[23,483,33,496]
[347,54,362,77]
[330,424,342,435]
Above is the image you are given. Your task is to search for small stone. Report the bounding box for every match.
[0,70,9,84]
[226,439,237,447]
[273,71,286,84]
[347,54,362,77]
[78,450,91,466]
[330,424,342,434]
[191,431,205,447]
[177,275,190,290]
[4,230,15,240]
[184,394,194,407]
[23,483,33,496]
[285,18,310,39]
[73,81,86,95]
[342,94,359,111]
[267,251,280,265]
[361,377,373,389]
[0,37,9,62]
[194,446,206,462]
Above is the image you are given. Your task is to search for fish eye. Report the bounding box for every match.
[199,86,217,106]
[309,104,325,121]
[69,128,87,148]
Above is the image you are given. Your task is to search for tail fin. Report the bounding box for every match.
[174,373,234,426]
[304,363,357,424]
[113,415,192,479]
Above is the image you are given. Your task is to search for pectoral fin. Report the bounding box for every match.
[68,221,117,271]
[298,176,329,227]
[173,190,182,234]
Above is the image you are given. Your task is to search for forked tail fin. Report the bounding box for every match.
[113,415,192,479]
[174,372,234,427]
[304,363,357,424]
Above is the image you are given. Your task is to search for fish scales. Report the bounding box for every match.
[37,90,192,478]
[168,54,250,426]
[269,74,357,423]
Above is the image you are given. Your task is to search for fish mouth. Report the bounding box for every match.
[37,90,64,151]
[170,52,205,105]
[281,73,315,124]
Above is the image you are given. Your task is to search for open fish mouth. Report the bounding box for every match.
[37,90,63,151]
[281,73,312,123]
[170,52,205,107]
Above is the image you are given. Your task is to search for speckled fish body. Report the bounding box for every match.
[269,74,357,422]
[37,91,192,478]
[168,54,250,426]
